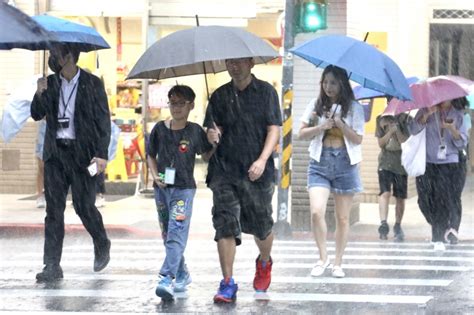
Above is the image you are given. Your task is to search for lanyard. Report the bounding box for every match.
[434,112,445,144]
[59,81,78,118]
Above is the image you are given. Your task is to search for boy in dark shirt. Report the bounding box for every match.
[147,85,214,300]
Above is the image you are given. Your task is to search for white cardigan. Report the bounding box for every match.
[300,99,365,165]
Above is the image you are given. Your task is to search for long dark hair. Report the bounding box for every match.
[315,65,355,118]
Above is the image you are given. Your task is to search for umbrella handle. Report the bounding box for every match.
[42,50,47,78]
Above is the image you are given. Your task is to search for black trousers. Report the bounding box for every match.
[416,162,464,242]
[452,153,468,231]
[43,145,109,266]
[96,172,106,194]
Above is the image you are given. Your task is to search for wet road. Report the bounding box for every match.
[1,235,473,314]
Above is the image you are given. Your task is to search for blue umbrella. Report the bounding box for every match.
[31,14,110,52]
[290,35,412,101]
[353,76,420,100]
[0,2,54,50]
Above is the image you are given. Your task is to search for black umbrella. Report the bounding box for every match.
[0,2,54,50]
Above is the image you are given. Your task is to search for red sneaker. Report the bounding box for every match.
[253,255,272,292]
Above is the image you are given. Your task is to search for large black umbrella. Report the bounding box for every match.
[0,2,53,50]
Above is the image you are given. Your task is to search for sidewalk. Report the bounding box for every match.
[0,176,472,242]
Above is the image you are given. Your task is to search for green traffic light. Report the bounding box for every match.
[305,16,321,28]
[295,1,328,33]
[306,3,316,11]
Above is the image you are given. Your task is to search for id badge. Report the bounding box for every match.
[57,117,70,129]
[437,145,447,160]
[164,167,176,185]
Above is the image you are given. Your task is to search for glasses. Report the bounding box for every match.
[167,100,191,108]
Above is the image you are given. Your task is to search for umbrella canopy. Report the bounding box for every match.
[0,2,54,50]
[127,25,279,80]
[31,14,110,51]
[353,76,420,101]
[290,35,412,101]
[384,75,474,115]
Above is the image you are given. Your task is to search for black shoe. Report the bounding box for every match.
[446,231,458,245]
[36,265,63,282]
[378,222,389,240]
[94,239,111,272]
[393,224,405,242]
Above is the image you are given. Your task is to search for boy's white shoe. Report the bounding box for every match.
[310,258,331,277]
[36,195,46,208]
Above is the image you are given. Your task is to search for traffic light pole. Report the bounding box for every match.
[274,0,296,239]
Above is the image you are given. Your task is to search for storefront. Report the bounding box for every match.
[0,0,284,193]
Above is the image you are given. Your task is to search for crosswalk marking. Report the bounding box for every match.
[1,238,472,311]
[68,238,474,248]
[13,252,474,263]
[0,273,452,286]
[108,239,474,246]
[1,259,471,272]
[0,289,433,305]
[51,244,474,255]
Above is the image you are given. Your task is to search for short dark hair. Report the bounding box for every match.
[451,96,468,110]
[53,44,80,63]
[168,85,196,102]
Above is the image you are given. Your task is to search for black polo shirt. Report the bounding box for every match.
[204,75,282,183]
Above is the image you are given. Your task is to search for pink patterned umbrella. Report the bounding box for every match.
[384,75,474,115]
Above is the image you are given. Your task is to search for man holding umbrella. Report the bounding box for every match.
[31,44,111,282]
[205,57,281,303]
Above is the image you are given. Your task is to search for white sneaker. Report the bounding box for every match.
[95,195,105,208]
[310,258,331,277]
[433,242,446,251]
[331,266,345,278]
[36,195,46,208]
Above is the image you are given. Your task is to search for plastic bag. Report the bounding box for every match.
[401,128,426,177]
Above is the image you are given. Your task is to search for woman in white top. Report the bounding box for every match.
[298,65,365,278]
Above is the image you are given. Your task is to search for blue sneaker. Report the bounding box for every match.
[155,275,174,300]
[174,270,192,292]
[213,277,238,303]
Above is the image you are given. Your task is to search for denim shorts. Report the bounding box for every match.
[307,147,363,194]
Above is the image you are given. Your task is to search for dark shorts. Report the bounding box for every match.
[378,169,407,199]
[209,175,275,246]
